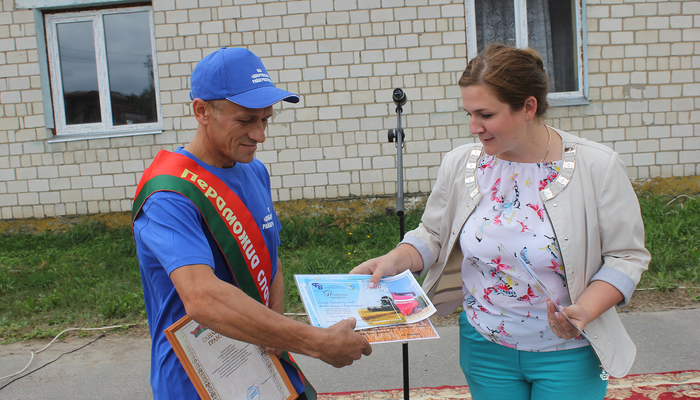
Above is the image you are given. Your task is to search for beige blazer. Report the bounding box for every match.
[403,128,650,378]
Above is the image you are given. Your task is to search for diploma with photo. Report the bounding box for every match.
[294,270,440,343]
[164,315,297,400]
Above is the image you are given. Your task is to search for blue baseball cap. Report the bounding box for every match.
[189,47,300,109]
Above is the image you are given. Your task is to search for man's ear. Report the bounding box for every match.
[192,98,211,125]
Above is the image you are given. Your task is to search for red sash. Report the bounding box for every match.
[133,150,317,398]
[132,150,272,306]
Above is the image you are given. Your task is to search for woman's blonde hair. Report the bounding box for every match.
[459,44,550,118]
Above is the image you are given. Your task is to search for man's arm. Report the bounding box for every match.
[269,258,285,315]
[170,264,372,367]
[265,258,286,356]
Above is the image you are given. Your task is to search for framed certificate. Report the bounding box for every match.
[164,315,297,400]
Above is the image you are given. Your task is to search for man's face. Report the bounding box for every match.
[204,100,273,167]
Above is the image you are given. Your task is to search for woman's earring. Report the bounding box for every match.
[528,119,532,124]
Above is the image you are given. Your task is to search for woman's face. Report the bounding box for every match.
[461,84,534,162]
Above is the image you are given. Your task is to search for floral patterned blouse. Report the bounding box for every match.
[459,155,588,352]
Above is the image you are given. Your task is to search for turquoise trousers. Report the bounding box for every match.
[459,311,608,400]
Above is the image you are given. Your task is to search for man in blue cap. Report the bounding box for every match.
[133,47,372,400]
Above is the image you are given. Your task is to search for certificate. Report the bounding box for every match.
[295,270,440,343]
[164,315,297,400]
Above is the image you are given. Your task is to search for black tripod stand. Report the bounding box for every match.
[387,87,410,400]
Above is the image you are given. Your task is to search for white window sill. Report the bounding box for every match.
[47,128,163,143]
[547,93,591,107]
[16,0,134,10]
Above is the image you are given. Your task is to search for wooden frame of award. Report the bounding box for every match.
[164,315,298,400]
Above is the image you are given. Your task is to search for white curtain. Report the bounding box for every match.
[474,0,576,93]
[475,0,516,48]
[526,0,556,91]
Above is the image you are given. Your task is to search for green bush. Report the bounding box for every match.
[0,192,697,342]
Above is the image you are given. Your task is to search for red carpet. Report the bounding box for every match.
[318,370,700,399]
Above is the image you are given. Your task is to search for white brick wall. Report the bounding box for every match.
[0,0,698,219]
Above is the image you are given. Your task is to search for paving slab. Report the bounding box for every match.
[1,308,698,399]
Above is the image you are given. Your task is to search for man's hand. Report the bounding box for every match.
[265,347,284,357]
[316,318,372,368]
[172,264,372,367]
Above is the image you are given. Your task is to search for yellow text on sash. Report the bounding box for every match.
[181,168,269,303]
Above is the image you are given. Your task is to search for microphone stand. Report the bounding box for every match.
[387,88,408,400]
[388,105,406,240]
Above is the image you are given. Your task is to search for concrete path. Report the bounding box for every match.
[1,308,699,399]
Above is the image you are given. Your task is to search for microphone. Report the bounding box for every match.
[388,88,406,143]
[392,88,407,107]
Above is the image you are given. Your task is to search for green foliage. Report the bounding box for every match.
[637,193,700,289]
[98,292,146,319]
[0,191,697,342]
[0,221,141,342]
[278,211,423,311]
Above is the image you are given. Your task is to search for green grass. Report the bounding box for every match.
[0,193,697,343]
[278,211,423,312]
[0,220,144,342]
[637,194,700,288]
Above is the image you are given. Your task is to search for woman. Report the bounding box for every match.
[352,45,649,399]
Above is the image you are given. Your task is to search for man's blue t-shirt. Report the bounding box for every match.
[133,148,303,399]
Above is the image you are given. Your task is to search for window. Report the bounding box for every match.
[45,6,162,137]
[465,0,588,106]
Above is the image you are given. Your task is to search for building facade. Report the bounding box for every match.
[0,0,698,219]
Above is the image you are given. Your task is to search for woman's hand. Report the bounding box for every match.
[350,245,421,289]
[547,280,624,340]
[350,255,399,289]
[546,298,590,340]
